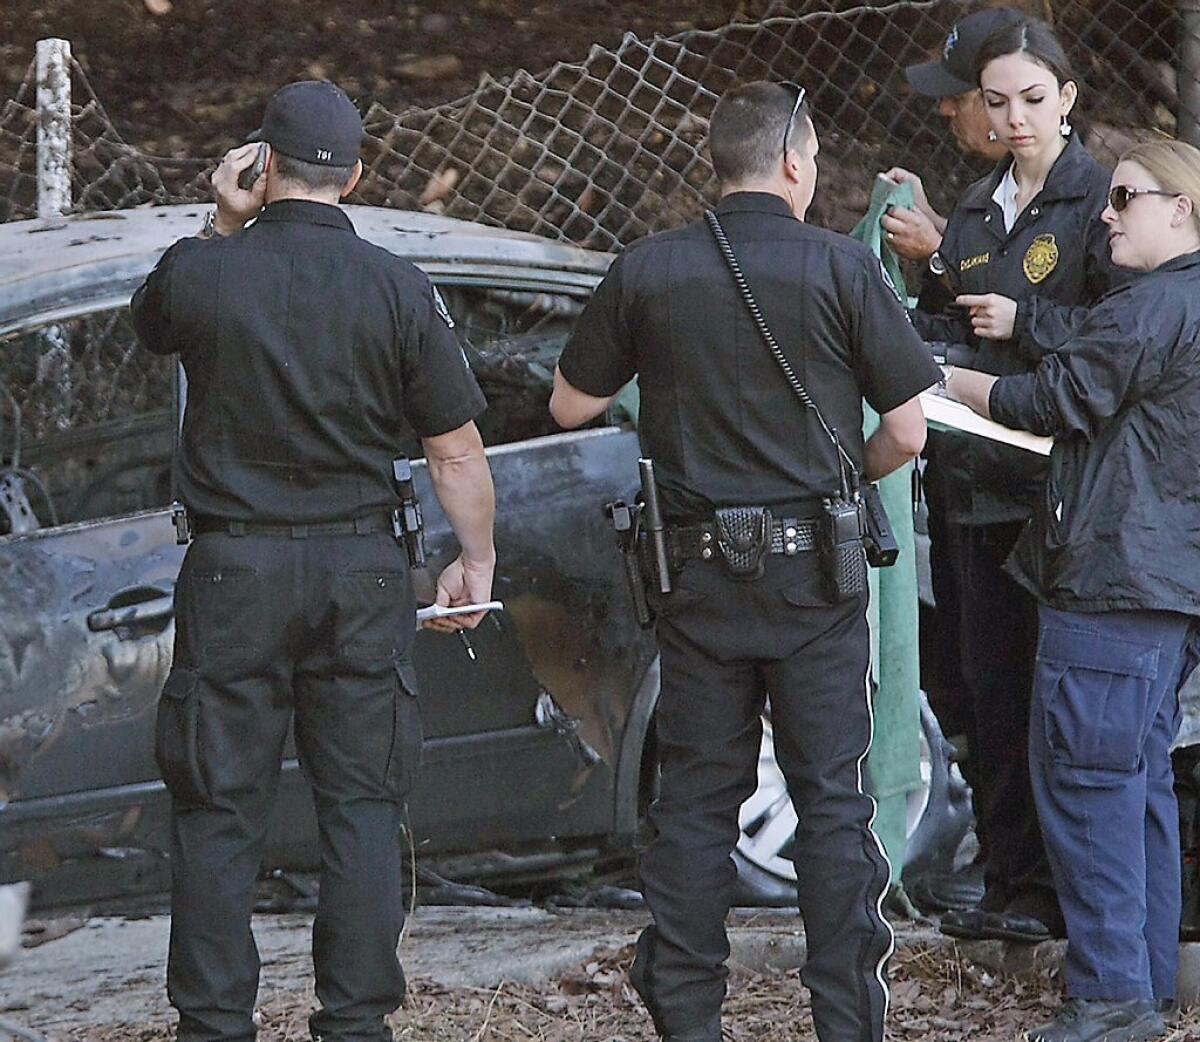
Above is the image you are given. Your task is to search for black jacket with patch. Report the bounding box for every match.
[913,133,1122,525]
[990,250,1200,616]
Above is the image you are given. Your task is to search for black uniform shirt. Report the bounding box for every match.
[131,200,486,524]
[912,133,1121,525]
[558,192,941,522]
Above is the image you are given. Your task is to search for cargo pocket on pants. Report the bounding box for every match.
[383,659,424,799]
[1036,627,1160,773]
[155,667,209,805]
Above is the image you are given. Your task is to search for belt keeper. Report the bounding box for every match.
[228,520,246,537]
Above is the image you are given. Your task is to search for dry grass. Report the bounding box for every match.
[55,940,1200,1042]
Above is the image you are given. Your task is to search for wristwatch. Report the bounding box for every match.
[197,210,217,240]
[928,251,947,277]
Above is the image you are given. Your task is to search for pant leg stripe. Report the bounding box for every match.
[856,661,895,1030]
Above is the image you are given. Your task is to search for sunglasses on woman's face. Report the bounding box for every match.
[1108,184,1178,212]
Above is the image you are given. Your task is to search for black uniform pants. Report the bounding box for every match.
[630,554,893,1042]
[921,436,973,749]
[157,530,422,1042]
[952,519,1060,924]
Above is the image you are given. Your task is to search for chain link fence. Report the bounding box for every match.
[1,1,1197,242]
[0,0,1197,532]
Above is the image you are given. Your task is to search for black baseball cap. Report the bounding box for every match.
[905,8,1025,98]
[247,80,363,166]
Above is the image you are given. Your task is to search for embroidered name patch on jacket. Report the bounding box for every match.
[960,252,990,273]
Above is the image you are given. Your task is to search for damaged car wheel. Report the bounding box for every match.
[731,691,971,905]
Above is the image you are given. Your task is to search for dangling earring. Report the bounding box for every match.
[987,129,997,142]
[1060,115,1072,138]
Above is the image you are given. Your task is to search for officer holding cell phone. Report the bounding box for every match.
[131,80,496,1042]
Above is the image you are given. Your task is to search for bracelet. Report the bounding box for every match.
[197,210,217,240]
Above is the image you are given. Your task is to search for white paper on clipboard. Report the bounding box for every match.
[920,391,1052,456]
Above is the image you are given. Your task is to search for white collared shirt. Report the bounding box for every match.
[992,165,1020,233]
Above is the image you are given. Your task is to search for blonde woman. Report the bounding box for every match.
[947,139,1200,1042]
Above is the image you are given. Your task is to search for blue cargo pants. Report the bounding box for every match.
[1030,605,1200,1001]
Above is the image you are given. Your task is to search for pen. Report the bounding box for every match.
[459,631,476,661]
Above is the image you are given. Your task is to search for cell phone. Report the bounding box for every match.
[237,143,268,191]
[416,600,504,622]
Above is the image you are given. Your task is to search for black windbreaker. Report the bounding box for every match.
[990,250,1200,617]
[913,133,1123,525]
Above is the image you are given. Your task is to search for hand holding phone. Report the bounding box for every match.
[237,143,268,191]
[210,143,269,236]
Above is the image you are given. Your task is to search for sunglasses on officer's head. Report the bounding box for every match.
[782,81,808,156]
[1108,184,1178,212]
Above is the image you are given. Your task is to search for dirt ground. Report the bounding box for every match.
[0,0,735,159]
[7,906,1200,1042]
[4,905,1186,1042]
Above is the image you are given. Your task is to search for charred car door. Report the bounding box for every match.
[0,207,654,905]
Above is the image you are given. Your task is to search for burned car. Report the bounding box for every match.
[0,206,967,910]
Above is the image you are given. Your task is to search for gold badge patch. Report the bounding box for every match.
[1023,234,1059,284]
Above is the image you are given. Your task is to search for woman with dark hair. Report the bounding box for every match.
[946,137,1200,1042]
[911,16,1122,945]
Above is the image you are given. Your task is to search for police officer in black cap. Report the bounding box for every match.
[881,6,1021,267]
[132,80,496,1042]
[880,8,1024,916]
[551,81,941,1042]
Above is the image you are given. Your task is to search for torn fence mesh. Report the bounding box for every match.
[0,0,1194,242]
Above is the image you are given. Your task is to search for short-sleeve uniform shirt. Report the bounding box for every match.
[131,199,485,523]
[559,192,941,522]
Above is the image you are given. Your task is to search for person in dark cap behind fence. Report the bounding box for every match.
[881,5,1022,266]
[131,80,497,1042]
[877,6,1023,918]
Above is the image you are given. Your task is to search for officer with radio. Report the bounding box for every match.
[131,80,495,1042]
[550,81,940,1042]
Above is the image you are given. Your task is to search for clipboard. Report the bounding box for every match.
[920,391,1052,456]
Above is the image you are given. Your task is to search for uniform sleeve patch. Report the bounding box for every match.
[432,285,455,328]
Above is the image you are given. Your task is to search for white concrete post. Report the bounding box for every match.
[36,37,72,218]
[34,39,73,442]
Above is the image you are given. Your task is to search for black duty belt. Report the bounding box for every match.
[668,515,819,563]
[193,514,393,539]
